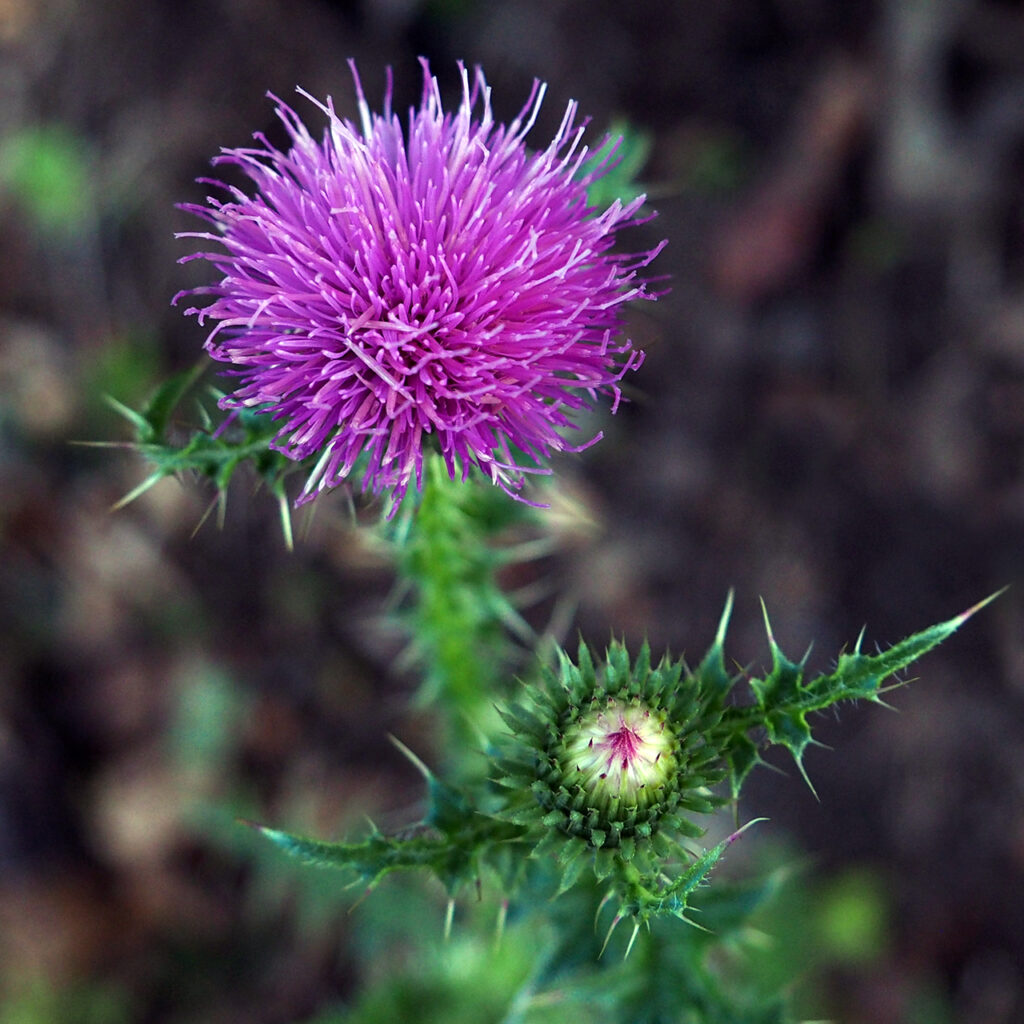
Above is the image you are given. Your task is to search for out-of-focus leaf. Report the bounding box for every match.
[0,125,93,237]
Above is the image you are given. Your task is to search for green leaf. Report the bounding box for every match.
[581,119,653,210]
[137,361,208,442]
[0,124,93,237]
[249,822,453,892]
[695,590,736,706]
[688,865,789,938]
[734,592,1004,787]
[105,368,320,543]
[722,731,762,803]
[748,601,810,713]
[820,593,1001,701]
[389,736,474,836]
[249,739,525,899]
[615,819,765,932]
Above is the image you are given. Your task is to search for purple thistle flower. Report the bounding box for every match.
[175,60,664,509]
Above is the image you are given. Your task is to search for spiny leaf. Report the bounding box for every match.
[730,593,1003,790]
[695,590,736,705]
[248,738,526,899]
[103,394,153,438]
[109,470,167,511]
[722,731,762,803]
[608,819,766,942]
[246,820,454,892]
[749,600,810,712]
[817,591,1004,703]
[140,361,208,441]
[688,863,791,937]
[107,372,319,543]
[247,808,524,898]
[390,735,477,835]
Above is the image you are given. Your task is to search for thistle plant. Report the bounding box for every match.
[109,59,993,1022]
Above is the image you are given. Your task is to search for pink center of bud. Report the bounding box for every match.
[607,725,641,768]
[560,700,676,810]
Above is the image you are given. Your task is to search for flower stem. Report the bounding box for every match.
[393,453,520,765]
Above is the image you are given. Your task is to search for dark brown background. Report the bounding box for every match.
[2,1,1023,1021]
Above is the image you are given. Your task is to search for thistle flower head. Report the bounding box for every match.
[175,60,664,509]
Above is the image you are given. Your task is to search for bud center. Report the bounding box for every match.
[561,700,675,811]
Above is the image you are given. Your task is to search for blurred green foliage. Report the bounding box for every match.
[0,125,94,238]
[815,868,889,965]
[581,121,652,210]
[82,332,162,423]
[0,981,130,1024]
[683,132,749,194]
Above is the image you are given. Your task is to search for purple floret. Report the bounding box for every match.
[176,59,664,509]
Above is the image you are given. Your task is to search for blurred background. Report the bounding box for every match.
[2,0,1024,1021]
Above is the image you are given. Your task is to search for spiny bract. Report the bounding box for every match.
[494,640,728,883]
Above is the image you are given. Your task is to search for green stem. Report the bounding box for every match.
[394,453,522,766]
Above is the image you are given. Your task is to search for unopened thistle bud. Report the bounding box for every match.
[495,640,728,881]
